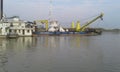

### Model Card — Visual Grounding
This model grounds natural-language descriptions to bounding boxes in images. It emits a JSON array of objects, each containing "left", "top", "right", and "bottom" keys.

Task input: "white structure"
[
  {"left": 48, "top": 21, "right": 58, "bottom": 32},
  {"left": 0, "top": 16, "right": 35, "bottom": 37},
  {"left": 48, "top": 21, "right": 65, "bottom": 32}
]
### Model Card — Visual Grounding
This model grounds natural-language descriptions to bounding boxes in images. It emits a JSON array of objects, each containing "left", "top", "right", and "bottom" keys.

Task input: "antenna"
[{"left": 49, "top": 0, "right": 53, "bottom": 22}]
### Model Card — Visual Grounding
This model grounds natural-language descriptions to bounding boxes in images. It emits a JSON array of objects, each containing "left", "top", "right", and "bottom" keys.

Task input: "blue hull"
[{"left": 33, "top": 32, "right": 89, "bottom": 36}]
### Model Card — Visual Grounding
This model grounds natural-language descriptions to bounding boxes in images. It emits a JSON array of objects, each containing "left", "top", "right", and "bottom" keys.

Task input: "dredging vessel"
[{"left": 33, "top": 13, "right": 104, "bottom": 36}]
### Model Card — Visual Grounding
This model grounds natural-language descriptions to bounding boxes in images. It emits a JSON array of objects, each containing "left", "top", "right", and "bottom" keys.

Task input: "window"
[
  {"left": 9, "top": 29, "right": 12, "bottom": 32},
  {"left": 19, "top": 30, "right": 20, "bottom": 33},
  {"left": 27, "top": 30, "right": 30, "bottom": 33},
  {"left": 14, "top": 30, "right": 17, "bottom": 33}
]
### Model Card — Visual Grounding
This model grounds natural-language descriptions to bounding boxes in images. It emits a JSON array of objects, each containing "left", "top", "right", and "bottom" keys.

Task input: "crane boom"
[{"left": 80, "top": 13, "right": 104, "bottom": 31}]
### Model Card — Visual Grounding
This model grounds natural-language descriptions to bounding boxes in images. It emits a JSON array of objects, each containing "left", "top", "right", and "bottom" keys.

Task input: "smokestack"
[{"left": 0, "top": 0, "right": 3, "bottom": 20}]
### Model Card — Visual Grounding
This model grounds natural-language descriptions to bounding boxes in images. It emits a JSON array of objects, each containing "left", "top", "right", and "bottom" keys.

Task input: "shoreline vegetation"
[{"left": 95, "top": 28, "right": 120, "bottom": 32}]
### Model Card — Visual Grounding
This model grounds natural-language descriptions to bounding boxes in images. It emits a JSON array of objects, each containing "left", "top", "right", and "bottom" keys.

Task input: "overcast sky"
[{"left": 3, "top": 0, "right": 120, "bottom": 29}]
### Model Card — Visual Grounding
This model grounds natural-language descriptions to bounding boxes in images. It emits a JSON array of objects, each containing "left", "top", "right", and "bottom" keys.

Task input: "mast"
[{"left": 0, "top": 0, "right": 3, "bottom": 20}]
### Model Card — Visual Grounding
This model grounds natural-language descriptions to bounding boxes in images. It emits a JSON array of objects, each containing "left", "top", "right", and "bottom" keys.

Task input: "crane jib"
[{"left": 80, "top": 13, "right": 104, "bottom": 32}]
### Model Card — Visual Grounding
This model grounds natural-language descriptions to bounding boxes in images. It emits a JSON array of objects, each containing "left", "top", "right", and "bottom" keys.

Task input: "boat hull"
[
  {"left": 32, "top": 31, "right": 101, "bottom": 36},
  {"left": 7, "top": 33, "right": 19, "bottom": 38}
]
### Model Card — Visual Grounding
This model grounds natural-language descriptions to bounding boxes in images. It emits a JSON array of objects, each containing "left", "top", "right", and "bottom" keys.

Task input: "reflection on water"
[
  {"left": 0, "top": 39, "right": 8, "bottom": 72},
  {"left": 0, "top": 32, "right": 120, "bottom": 72},
  {"left": 38, "top": 36, "right": 83, "bottom": 48},
  {"left": 0, "top": 37, "right": 37, "bottom": 72}
]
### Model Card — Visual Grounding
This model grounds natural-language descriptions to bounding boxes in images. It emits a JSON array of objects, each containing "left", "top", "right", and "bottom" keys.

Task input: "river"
[{"left": 0, "top": 32, "right": 120, "bottom": 72}]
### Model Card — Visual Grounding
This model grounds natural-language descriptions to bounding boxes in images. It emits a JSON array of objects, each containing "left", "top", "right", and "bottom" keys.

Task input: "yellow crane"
[
  {"left": 71, "top": 22, "right": 75, "bottom": 28},
  {"left": 35, "top": 20, "right": 49, "bottom": 31},
  {"left": 76, "top": 21, "right": 81, "bottom": 32},
  {"left": 78, "top": 13, "right": 104, "bottom": 32}
]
